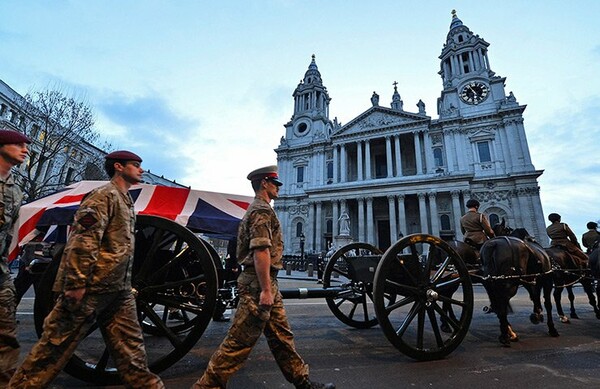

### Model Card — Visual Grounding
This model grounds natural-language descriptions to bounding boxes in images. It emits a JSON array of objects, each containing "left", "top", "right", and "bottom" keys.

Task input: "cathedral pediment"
[{"left": 336, "top": 107, "right": 426, "bottom": 136}]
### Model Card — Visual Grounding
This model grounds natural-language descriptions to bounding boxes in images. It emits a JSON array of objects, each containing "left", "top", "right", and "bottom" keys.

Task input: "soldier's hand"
[
  {"left": 64, "top": 287, "right": 86, "bottom": 304},
  {"left": 259, "top": 290, "right": 274, "bottom": 308}
]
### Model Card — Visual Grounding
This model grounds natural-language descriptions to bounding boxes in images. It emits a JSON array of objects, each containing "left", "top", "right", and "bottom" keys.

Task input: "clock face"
[{"left": 460, "top": 82, "right": 489, "bottom": 105}]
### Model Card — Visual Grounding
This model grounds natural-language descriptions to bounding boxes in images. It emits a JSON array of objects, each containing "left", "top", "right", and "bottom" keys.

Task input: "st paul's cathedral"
[{"left": 274, "top": 11, "right": 546, "bottom": 255}]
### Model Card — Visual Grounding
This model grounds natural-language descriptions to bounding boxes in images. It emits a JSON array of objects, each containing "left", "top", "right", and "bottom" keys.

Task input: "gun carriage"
[{"left": 14, "top": 182, "right": 474, "bottom": 385}]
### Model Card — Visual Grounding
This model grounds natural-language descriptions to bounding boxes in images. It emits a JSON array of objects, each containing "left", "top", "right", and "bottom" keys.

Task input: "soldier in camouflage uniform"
[
  {"left": 193, "top": 165, "right": 334, "bottom": 389},
  {"left": 9, "top": 150, "right": 164, "bottom": 389},
  {"left": 0, "top": 129, "right": 30, "bottom": 388}
]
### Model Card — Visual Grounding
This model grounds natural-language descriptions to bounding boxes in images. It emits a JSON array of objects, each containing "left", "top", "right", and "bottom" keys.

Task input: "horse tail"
[{"left": 480, "top": 239, "right": 500, "bottom": 276}]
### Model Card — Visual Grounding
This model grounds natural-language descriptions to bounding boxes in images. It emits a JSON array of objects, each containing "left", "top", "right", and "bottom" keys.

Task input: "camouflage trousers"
[
  {"left": 9, "top": 290, "right": 164, "bottom": 389},
  {"left": 193, "top": 270, "right": 309, "bottom": 389},
  {"left": 0, "top": 278, "right": 19, "bottom": 388}
]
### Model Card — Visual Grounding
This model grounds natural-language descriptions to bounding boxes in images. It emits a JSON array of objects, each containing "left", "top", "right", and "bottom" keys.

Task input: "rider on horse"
[
  {"left": 460, "top": 199, "right": 495, "bottom": 252},
  {"left": 546, "top": 213, "right": 588, "bottom": 268},
  {"left": 582, "top": 221, "right": 600, "bottom": 254}
]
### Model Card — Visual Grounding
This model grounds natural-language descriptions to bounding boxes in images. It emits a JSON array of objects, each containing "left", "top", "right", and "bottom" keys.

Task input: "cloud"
[
  {"left": 94, "top": 93, "right": 202, "bottom": 182},
  {"left": 529, "top": 97, "right": 600, "bottom": 237}
]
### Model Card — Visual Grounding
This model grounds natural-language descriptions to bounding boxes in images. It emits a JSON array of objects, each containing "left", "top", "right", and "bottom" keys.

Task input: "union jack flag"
[{"left": 9, "top": 181, "right": 253, "bottom": 261}]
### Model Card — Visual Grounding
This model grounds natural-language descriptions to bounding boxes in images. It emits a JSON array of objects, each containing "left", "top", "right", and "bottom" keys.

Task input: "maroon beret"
[
  {"left": 105, "top": 150, "right": 142, "bottom": 162},
  {"left": 0, "top": 130, "right": 31, "bottom": 145}
]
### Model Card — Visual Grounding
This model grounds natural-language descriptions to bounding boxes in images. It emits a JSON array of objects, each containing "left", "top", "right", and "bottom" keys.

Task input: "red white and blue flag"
[{"left": 9, "top": 181, "right": 253, "bottom": 260}]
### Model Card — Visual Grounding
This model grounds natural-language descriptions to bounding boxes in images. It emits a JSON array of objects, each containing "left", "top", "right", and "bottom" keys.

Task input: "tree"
[{"left": 12, "top": 89, "right": 110, "bottom": 201}]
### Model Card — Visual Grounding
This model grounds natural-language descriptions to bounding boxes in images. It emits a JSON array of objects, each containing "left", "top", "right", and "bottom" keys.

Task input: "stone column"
[
  {"left": 451, "top": 190, "right": 463, "bottom": 240},
  {"left": 366, "top": 197, "right": 374, "bottom": 244},
  {"left": 428, "top": 192, "right": 439, "bottom": 237},
  {"left": 444, "top": 129, "right": 455, "bottom": 171},
  {"left": 388, "top": 195, "right": 398, "bottom": 243},
  {"left": 315, "top": 201, "right": 323, "bottom": 252},
  {"left": 385, "top": 135, "right": 393, "bottom": 178},
  {"left": 357, "top": 197, "right": 365, "bottom": 242},
  {"left": 397, "top": 194, "right": 407, "bottom": 237},
  {"left": 418, "top": 192, "right": 428, "bottom": 233},
  {"left": 423, "top": 130, "right": 433, "bottom": 174},
  {"left": 333, "top": 146, "right": 339, "bottom": 183},
  {"left": 308, "top": 201, "right": 315, "bottom": 251},
  {"left": 332, "top": 200, "right": 339, "bottom": 237},
  {"left": 413, "top": 131, "right": 423, "bottom": 175},
  {"left": 394, "top": 135, "right": 402, "bottom": 177},
  {"left": 357, "top": 141, "right": 364, "bottom": 181},
  {"left": 365, "top": 140, "right": 372, "bottom": 180},
  {"left": 340, "top": 143, "right": 347, "bottom": 182}
]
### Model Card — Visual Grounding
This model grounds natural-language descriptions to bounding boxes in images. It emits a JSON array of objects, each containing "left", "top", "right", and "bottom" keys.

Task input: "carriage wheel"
[
  {"left": 33, "top": 215, "right": 219, "bottom": 385},
  {"left": 323, "top": 242, "right": 390, "bottom": 329},
  {"left": 373, "top": 234, "right": 473, "bottom": 361}
]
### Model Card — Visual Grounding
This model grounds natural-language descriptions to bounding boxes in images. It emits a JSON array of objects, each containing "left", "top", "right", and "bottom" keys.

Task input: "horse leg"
[
  {"left": 580, "top": 278, "right": 600, "bottom": 319},
  {"left": 524, "top": 283, "right": 544, "bottom": 324},
  {"left": 542, "top": 276, "right": 559, "bottom": 337},
  {"left": 566, "top": 285, "right": 578, "bottom": 319},
  {"left": 552, "top": 285, "right": 570, "bottom": 323}
]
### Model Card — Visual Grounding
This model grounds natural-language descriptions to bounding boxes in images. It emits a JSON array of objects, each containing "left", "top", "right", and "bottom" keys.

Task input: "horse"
[
  {"left": 479, "top": 221, "right": 559, "bottom": 346},
  {"left": 588, "top": 242, "right": 600, "bottom": 301},
  {"left": 510, "top": 228, "right": 600, "bottom": 322}
]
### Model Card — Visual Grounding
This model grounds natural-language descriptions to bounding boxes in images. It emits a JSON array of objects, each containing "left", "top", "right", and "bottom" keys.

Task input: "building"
[
  {"left": 274, "top": 11, "right": 547, "bottom": 256},
  {"left": 0, "top": 78, "right": 185, "bottom": 199}
]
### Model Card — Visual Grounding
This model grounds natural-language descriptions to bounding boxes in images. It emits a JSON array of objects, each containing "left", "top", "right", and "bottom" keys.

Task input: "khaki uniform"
[
  {"left": 0, "top": 175, "right": 22, "bottom": 387},
  {"left": 582, "top": 230, "right": 600, "bottom": 254},
  {"left": 194, "top": 197, "right": 309, "bottom": 389},
  {"left": 547, "top": 222, "right": 588, "bottom": 268},
  {"left": 460, "top": 210, "right": 494, "bottom": 246},
  {"left": 10, "top": 181, "right": 164, "bottom": 389}
]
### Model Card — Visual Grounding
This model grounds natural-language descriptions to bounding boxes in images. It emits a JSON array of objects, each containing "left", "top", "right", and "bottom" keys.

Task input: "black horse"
[
  {"left": 588, "top": 242, "right": 600, "bottom": 302},
  {"left": 510, "top": 228, "right": 600, "bottom": 322},
  {"left": 479, "top": 221, "right": 559, "bottom": 346}
]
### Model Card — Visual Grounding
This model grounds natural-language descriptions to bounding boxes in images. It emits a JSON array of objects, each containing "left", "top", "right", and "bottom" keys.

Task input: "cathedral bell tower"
[
  {"left": 437, "top": 10, "right": 509, "bottom": 118},
  {"left": 282, "top": 55, "right": 333, "bottom": 146}
]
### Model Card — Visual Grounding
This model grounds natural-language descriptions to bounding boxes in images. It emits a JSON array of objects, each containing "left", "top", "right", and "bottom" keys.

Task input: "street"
[{"left": 14, "top": 276, "right": 600, "bottom": 389}]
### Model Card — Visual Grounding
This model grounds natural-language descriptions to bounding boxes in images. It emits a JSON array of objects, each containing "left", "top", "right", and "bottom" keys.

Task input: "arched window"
[
  {"left": 489, "top": 213, "right": 500, "bottom": 227},
  {"left": 440, "top": 214, "right": 451, "bottom": 230},
  {"left": 296, "top": 222, "right": 303, "bottom": 237},
  {"left": 326, "top": 219, "right": 333, "bottom": 234},
  {"left": 433, "top": 147, "right": 444, "bottom": 167}
]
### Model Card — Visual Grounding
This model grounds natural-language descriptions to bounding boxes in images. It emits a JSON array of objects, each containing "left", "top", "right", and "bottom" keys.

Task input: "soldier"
[
  {"left": 10, "top": 151, "right": 164, "bottom": 388},
  {"left": 0, "top": 129, "right": 30, "bottom": 387},
  {"left": 546, "top": 213, "right": 588, "bottom": 267},
  {"left": 460, "top": 199, "right": 495, "bottom": 249},
  {"left": 582, "top": 221, "right": 600, "bottom": 254},
  {"left": 192, "top": 165, "right": 335, "bottom": 389}
]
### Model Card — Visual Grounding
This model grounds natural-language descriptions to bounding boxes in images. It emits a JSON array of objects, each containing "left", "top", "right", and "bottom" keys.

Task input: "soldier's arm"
[
  {"left": 254, "top": 247, "right": 273, "bottom": 307},
  {"left": 249, "top": 210, "right": 274, "bottom": 307},
  {"left": 481, "top": 215, "right": 495, "bottom": 238},
  {"left": 565, "top": 224, "right": 580, "bottom": 247},
  {"left": 61, "top": 192, "right": 110, "bottom": 290}
]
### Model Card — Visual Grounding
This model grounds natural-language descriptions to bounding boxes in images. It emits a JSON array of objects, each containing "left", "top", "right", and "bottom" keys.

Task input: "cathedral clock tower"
[
  {"left": 283, "top": 55, "right": 334, "bottom": 146},
  {"left": 437, "top": 10, "right": 510, "bottom": 119}
]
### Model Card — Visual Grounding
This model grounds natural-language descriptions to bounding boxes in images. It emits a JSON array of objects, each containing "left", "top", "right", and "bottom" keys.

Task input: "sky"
[{"left": 0, "top": 1, "right": 599, "bottom": 239}]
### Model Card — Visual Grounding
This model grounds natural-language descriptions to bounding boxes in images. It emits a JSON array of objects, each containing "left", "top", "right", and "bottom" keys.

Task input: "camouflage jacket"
[
  {"left": 0, "top": 174, "right": 23, "bottom": 282},
  {"left": 237, "top": 197, "right": 284, "bottom": 270},
  {"left": 53, "top": 181, "right": 136, "bottom": 293}
]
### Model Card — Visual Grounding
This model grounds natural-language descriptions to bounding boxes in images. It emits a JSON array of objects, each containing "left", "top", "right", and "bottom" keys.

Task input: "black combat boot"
[{"left": 295, "top": 379, "right": 336, "bottom": 389}]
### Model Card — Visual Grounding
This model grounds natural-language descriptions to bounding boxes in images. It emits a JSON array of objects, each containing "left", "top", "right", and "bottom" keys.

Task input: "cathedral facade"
[{"left": 274, "top": 12, "right": 547, "bottom": 255}]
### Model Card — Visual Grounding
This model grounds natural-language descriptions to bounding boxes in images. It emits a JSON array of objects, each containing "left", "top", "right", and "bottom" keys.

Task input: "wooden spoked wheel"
[
  {"left": 33, "top": 215, "right": 219, "bottom": 385},
  {"left": 373, "top": 234, "right": 473, "bottom": 361},
  {"left": 323, "top": 242, "right": 391, "bottom": 329}
]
